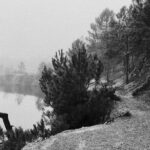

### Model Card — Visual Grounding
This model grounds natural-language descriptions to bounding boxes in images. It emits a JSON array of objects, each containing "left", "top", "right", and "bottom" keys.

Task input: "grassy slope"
[{"left": 22, "top": 88, "right": 150, "bottom": 150}]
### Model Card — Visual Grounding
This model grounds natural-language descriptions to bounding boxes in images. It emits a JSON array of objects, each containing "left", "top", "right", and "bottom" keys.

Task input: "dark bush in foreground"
[
  {"left": 0, "top": 119, "right": 50, "bottom": 150},
  {"left": 67, "top": 87, "right": 119, "bottom": 129},
  {"left": 49, "top": 86, "right": 119, "bottom": 135},
  {"left": 40, "top": 42, "right": 119, "bottom": 135}
]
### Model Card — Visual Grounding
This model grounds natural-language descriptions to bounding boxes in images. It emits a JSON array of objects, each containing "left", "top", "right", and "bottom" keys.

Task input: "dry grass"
[{"left": 23, "top": 91, "right": 150, "bottom": 150}]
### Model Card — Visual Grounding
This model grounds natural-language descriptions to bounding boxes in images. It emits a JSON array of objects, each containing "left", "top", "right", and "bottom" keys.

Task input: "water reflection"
[
  {"left": 14, "top": 94, "right": 44, "bottom": 111},
  {"left": 36, "top": 98, "right": 44, "bottom": 111},
  {"left": 15, "top": 94, "right": 24, "bottom": 105},
  {"left": 0, "top": 92, "right": 43, "bottom": 130}
]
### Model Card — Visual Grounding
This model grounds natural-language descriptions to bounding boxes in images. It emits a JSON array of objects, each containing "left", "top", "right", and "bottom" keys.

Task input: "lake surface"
[{"left": 0, "top": 91, "right": 43, "bottom": 130}]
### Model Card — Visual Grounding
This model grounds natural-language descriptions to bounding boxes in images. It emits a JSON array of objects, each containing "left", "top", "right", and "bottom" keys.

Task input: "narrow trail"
[
  {"left": 116, "top": 91, "right": 150, "bottom": 117},
  {"left": 23, "top": 91, "right": 150, "bottom": 150}
]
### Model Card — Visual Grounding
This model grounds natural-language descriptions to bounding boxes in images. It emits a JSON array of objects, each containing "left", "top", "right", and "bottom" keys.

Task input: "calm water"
[{"left": 0, "top": 91, "right": 44, "bottom": 130}]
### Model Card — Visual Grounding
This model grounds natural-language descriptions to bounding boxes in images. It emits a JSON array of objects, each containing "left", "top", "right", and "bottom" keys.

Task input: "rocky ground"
[{"left": 23, "top": 90, "right": 150, "bottom": 150}]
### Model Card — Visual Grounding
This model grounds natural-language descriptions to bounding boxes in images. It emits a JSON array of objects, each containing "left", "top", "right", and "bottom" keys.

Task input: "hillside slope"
[{"left": 22, "top": 92, "right": 150, "bottom": 150}]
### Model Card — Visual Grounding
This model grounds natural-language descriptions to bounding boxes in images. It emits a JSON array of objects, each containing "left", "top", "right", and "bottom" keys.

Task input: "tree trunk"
[
  {"left": 131, "top": 54, "right": 134, "bottom": 71},
  {"left": 125, "top": 53, "right": 129, "bottom": 84},
  {"left": 125, "top": 35, "right": 129, "bottom": 84},
  {"left": 106, "top": 68, "right": 110, "bottom": 83},
  {"left": 0, "top": 112, "right": 12, "bottom": 132}
]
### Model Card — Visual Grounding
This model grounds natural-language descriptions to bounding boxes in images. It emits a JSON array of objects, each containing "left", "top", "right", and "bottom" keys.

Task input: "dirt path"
[
  {"left": 23, "top": 92, "right": 150, "bottom": 150},
  {"left": 116, "top": 91, "right": 150, "bottom": 116}
]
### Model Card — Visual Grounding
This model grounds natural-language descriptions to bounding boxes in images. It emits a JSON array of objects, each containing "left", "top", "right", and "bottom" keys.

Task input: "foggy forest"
[{"left": 0, "top": 0, "right": 150, "bottom": 149}]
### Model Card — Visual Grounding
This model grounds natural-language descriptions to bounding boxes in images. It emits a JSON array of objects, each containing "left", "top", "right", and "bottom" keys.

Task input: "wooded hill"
[{"left": 87, "top": 0, "right": 150, "bottom": 85}]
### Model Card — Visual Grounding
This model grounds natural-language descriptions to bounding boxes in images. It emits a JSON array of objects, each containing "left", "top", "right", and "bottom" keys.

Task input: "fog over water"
[
  {"left": 0, "top": 92, "right": 43, "bottom": 130},
  {"left": 0, "top": 0, "right": 131, "bottom": 72}
]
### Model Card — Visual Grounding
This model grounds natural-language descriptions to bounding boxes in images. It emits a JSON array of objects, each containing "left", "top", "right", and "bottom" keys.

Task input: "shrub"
[
  {"left": 1, "top": 119, "right": 50, "bottom": 150},
  {"left": 40, "top": 43, "right": 119, "bottom": 134},
  {"left": 3, "top": 127, "right": 26, "bottom": 150}
]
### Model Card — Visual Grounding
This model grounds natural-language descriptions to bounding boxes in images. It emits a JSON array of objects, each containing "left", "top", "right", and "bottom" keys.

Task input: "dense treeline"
[
  {"left": 0, "top": 73, "right": 41, "bottom": 97},
  {"left": 0, "top": 71, "right": 44, "bottom": 98},
  {"left": 0, "top": 61, "right": 48, "bottom": 97},
  {"left": 87, "top": 0, "right": 150, "bottom": 84}
]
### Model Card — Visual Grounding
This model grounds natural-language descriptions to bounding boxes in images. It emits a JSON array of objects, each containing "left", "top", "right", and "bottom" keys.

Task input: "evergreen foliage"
[
  {"left": 87, "top": 0, "right": 150, "bottom": 84},
  {"left": 40, "top": 43, "right": 119, "bottom": 134},
  {"left": 3, "top": 0, "right": 150, "bottom": 148},
  {"left": 0, "top": 119, "right": 50, "bottom": 150}
]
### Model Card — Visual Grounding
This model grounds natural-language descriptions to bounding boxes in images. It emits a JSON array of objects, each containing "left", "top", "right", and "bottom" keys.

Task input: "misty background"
[
  {"left": 0, "top": 0, "right": 131, "bottom": 73},
  {"left": 0, "top": 0, "right": 132, "bottom": 130},
  {"left": 2, "top": 0, "right": 150, "bottom": 149}
]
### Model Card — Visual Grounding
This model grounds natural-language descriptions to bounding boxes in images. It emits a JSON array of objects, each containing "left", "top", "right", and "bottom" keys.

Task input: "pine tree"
[{"left": 39, "top": 43, "right": 105, "bottom": 130}]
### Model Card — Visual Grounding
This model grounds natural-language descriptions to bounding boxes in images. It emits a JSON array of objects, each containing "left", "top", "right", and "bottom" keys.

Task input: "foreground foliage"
[
  {"left": 0, "top": 119, "right": 50, "bottom": 150},
  {"left": 40, "top": 44, "right": 119, "bottom": 135}
]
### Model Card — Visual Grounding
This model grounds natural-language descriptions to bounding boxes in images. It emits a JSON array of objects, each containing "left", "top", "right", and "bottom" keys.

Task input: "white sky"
[{"left": 0, "top": 0, "right": 132, "bottom": 72}]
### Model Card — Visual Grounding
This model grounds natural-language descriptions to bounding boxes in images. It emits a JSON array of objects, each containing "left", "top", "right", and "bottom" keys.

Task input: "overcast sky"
[{"left": 0, "top": 0, "right": 132, "bottom": 72}]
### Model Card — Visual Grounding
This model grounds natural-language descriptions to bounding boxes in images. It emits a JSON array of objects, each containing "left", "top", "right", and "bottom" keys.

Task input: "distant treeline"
[{"left": 0, "top": 72, "right": 43, "bottom": 98}]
